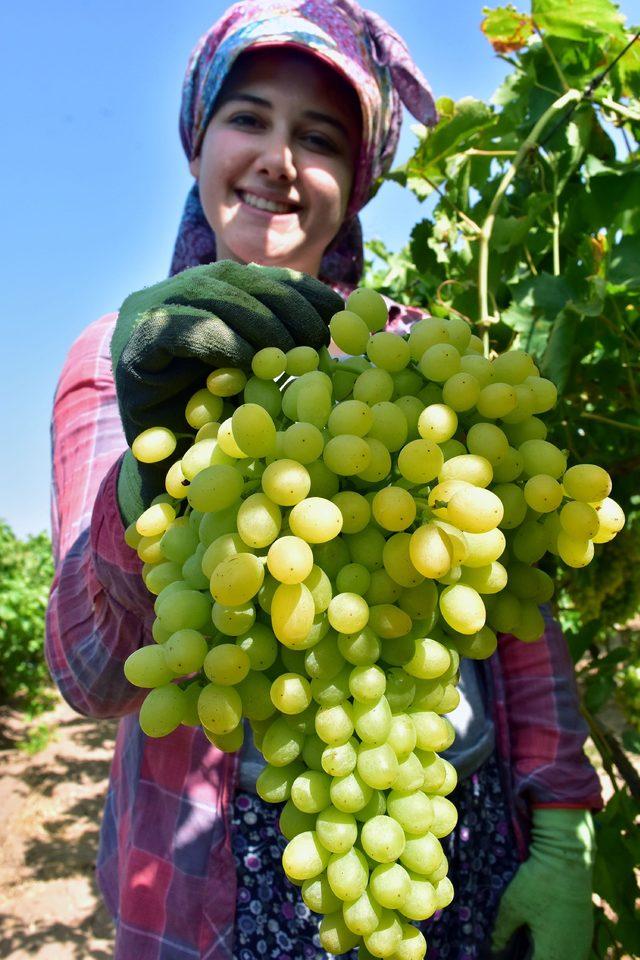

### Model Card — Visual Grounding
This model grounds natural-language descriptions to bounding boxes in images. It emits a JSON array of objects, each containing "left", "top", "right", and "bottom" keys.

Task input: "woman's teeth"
[{"left": 240, "top": 191, "right": 296, "bottom": 214}]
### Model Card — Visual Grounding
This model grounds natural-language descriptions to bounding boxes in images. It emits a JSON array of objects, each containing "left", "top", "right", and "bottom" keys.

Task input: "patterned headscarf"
[{"left": 170, "top": 0, "right": 437, "bottom": 285}]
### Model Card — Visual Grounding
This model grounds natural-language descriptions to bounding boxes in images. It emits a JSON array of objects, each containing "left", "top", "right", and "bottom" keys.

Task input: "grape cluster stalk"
[{"left": 122, "top": 288, "right": 624, "bottom": 959}]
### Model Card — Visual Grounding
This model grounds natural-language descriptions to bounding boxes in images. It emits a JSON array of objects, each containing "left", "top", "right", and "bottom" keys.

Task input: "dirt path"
[{"left": 0, "top": 696, "right": 117, "bottom": 959}]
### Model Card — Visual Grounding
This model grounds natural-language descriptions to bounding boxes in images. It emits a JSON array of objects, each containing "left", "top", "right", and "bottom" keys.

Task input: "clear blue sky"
[{"left": 1, "top": 1, "right": 513, "bottom": 538}]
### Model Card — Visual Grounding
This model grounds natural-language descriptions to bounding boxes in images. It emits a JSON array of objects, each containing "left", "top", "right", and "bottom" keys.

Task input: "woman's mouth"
[{"left": 236, "top": 189, "right": 301, "bottom": 216}]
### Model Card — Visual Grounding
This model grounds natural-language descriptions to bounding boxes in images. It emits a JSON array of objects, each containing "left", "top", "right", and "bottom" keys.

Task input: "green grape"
[
  {"left": 490, "top": 349, "right": 536, "bottom": 384},
  {"left": 270, "top": 672, "right": 312, "bottom": 714},
  {"left": 185, "top": 389, "right": 223, "bottom": 429},
  {"left": 199, "top": 504, "right": 239, "bottom": 546},
  {"left": 330, "top": 770, "right": 373, "bottom": 813},
  {"left": 419, "top": 343, "right": 461, "bottom": 383},
  {"left": 237, "top": 492, "right": 281, "bottom": 548},
  {"left": 357, "top": 742, "right": 399, "bottom": 790},
  {"left": 440, "top": 454, "right": 492, "bottom": 488},
  {"left": 132, "top": 426, "right": 177, "bottom": 464},
  {"left": 393, "top": 368, "right": 423, "bottom": 397},
  {"left": 397, "top": 439, "right": 444, "bottom": 484},
  {"left": 271, "top": 582, "right": 316, "bottom": 648},
  {"left": 290, "top": 769, "right": 331, "bottom": 814},
  {"left": 338, "top": 626, "right": 381, "bottom": 666},
  {"left": 385, "top": 675, "right": 417, "bottom": 714},
  {"left": 387, "top": 789, "right": 433, "bottom": 835},
  {"left": 367, "top": 569, "right": 403, "bottom": 605},
  {"left": 236, "top": 672, "right": 276, "bottom": 722},
  {"left": 400, "top": 832, "right": 443, "bottom": 876},
  {"left": 372, "top": 487, "right": 416, "bottom": 532},
  {"left": 430, "top": 796, "right": 458, "bottom": 838},
  {"left": 401, "top": 871, "right": 438, "bottom": 921},
  {"left": 368, "top": 604, "right": 412, "bottom": 639},
  {"left": 315, "top": 701, "right": 355, "bottom": 745},
  {"left": 144, "top": 561, "right": 183, "bottom": 596},
  {"left": 283, "top": 830, "right": 330, "bottom": 881},
  {"left": 459, "top": 353, "right": 493, "bottom": 386},
  {"left": 316, "top": 806, "right": 358, "bottom": 854},
  {"left": 256, "top": 760, "right": 304, "bottom": 803},
  {"left": 136, "top": 501, "right": 176, "bottom": 539},
  {"left": 491, "top": 447, "right": 524, "bottom": 483},
  {"left": 326, "top": 593, "right": 368, "bottom": 634},
  {"left": 282, "top": 421, "right": 324, "bottom": 464},
  {"left": 181, "top": 680, "right": 203, "bottom": 726},
  {"left": 367, "top": 401, "right": 409, "bottom": 452},
  {"left": 163, "top": 629, "right": 208, "bottom": 675},
  {"left": 357, "top": 438, "right": 393, "bottom": 483},
  {"left": 439, "top": 583, "right": 486, "bottom": 634},
  {"left": 160, "top": 519, "right": 198, "bottom": 564},
  {"left": 409, "top": 318, "right": 450, "bottom": 360},
  {"left": 302, "top": 874, "right": 342, "bottom": 915},
  {"left": 492, "top": 483, "right": 528, "bottom": 530},
  {"left": 353, "top": 696, "right": 392, "bottom": 745},
  {"left": 557, "top": 532, "right": 594, "bottom": 568},
  {"left": 519, "top": 439, "right": 567, "bottom": 479},
  {"left": 398, "top": 580, "right": 438, "bottom": 621},
  {"left": 433, "top": 876, "right": 455, "bottom": 911},
  {"left": 404, "top": 637, "right": 451, "bottom": 680},
  {"left": 512, "top": 521, "right": 548, "bottom": 564},
  {"left": 476, "top": 382, "right": 517, "bottom": 419},
  {"left": 235, "top": 623, "right": 278, "bottom": 671},
  {"left": 367, "top": 331, "right": 411, "bottom": 372},
  {"left": 267, "top": 535, "right": 314, "bottom": 584},
  {"left": 137, "top": 533, "right": 166, "bottom": 565},
  {"left": 513, "top": 600, "right": 546, "bottom": 642},
  {"left": 447, "top": 486, "right": 504, "bottom": 533},
  {"left": 242, "top": 376, "right": 282, "bottom": 420},
  {"left": 327, "top": 847, "right": 369, "bottom": 900},
  {"left": 394, "top": 396, "right": 424, "bottom": 441},
  {"left": 330, "top": 309, "right": 371, "bottom": 354},
  {"left": 466, "top": 422, "right": 509, "bottom": 465},
  {"left": 322, "top": 739, "right": 359, "bottom": 777},
  {"left": 501, "top": 382, "right": 536, "bottom": 424},
  {"left": 442, "top": 372, "right": 480, "bottom": 412},
  {"left": 331, "top": 491, "right": 371, "bottom": 534},
  {"left": 251, "top": 346, "right": 287, "bottom": 380},
  {"left": 323, "top": 434, "right": 371, "bottom": 475},
  {"left": 345, "top": 527, "right": 386, "bottom": 572},
  {"left": 381, "top": 533, "right": 423, "bottom": 588},
  {"left": 346, "top": 287, "right": 389, "bottom": 332},
  {"left": 286, "top": 346, "right": 319, "bottom": 377},
  {"left": 278, "top": 799, "right": 317, "bottom": 842},
  {"left": 139, "top": 684, "right": 186, "bottom": 737},
  {"left": 319, "top": 911, "right": 361, "bottom": 955},
  {"left": 417, "top": 403, "right": 458, "bottom": 443},
  {"left": 336, "top": 563, "right": 371, "bottom": 595},
  {"left": 343, "top": 889, "right": 383, "bottom": 936},
  {"left": 363, "top": 910, "right": 403, "bottom": 958},
  {"left": 411, "top": 711, "right": 455, "bottom": 752},
  {"left": 211, "top": 600, "right": 256, "bottom": 637},
  {"left": 206, "top": 367, "right": 246, "bottom": 397},
  {"left": 329, "top": 399, "right": 374, "bottom": 438},
  {"left": 592, "top": 497, "right": 625, "bottom": 542},
  {"left": 524, "top": 474, "right": 563, "bottom": 512},
  {"left": 187, "top": 463, "right": 244, "bottom": 512},
  {"left": 289, "top": 497, "right": 343, "bottom": 543},
  {"left": 353, "top": 367, "right": 395, "bottom": 404},
  {"left": 124, "top": 644, "right": 175, "bottom": 688},
  {"left": 393, "top": 753, "right": 426, "bottom": 792},
  {"left": 156, "top": 589, "right": 211, "bottom": 633},
  {"left": 209, "top": 552, "right": 265, "bottom": 605},
  {"left": 369, "top": 863, "right": 411, "bottom": 911},
  {"left": 306, "top": 460, "right": 340, "bottom": 498},
  {"left": 197, "top": 682, "right": 242, "bottom": 734},
  {"left": 201, "top": 532, "right": 247, "bottom": 578},
  {"left": 563, "top": 463, "right": 612, "bottom": 503},
  {"left": 408, "top": 524, "right": 451, "bottom": 580}
]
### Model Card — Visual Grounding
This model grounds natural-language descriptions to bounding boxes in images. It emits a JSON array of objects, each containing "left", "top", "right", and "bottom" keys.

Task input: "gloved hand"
[
  {"left": 111, "top": 260, "right": 343, "bottom": 525},
  {"left": 491, "top": 808, "right": 596, "bottom": 960}
]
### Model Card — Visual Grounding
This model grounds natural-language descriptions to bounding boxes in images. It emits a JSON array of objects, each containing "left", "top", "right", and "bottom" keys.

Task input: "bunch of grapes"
[{"left": 122, "top": 287, "right": 624, "bottom": 959}]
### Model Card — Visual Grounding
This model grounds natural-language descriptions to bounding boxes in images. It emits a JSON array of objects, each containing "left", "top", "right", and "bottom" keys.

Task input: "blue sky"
[{"left": 1, "top": 0, "right": 515, "bottom": 538}]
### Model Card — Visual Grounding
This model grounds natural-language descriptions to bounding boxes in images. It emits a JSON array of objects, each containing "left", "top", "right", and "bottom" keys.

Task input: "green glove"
[
  {"left": 111, "top": 260, "right": 343, "bottom": 525},
  {"left": 491, "top": 808, "right": 596, "bottom": 960}
]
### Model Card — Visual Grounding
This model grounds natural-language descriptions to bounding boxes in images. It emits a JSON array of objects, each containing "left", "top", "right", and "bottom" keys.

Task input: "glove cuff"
[
  {"left": 116, "top": 450, "right": 146, "bottom": 528},
  {"left": 531, "top": 807, "right": 596, "bottom": 871}
]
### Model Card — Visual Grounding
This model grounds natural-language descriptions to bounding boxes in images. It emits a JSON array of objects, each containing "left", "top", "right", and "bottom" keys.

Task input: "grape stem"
[
  {"left": 579, "top": 412, "right": 640, "bottom": 434},
  {"left": 477, "top": 88, "right": 582, "bottom": 356}
]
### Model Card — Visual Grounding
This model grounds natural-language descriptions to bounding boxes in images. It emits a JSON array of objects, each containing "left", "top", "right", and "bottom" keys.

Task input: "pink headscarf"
[{"left": 170, "top": 0, "right": 437, "bottom": 285}]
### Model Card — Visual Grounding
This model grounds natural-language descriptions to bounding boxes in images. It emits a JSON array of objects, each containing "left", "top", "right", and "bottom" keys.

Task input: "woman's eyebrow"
[{"left": 224, "top": 93, "right": 349, "bottom": 138}]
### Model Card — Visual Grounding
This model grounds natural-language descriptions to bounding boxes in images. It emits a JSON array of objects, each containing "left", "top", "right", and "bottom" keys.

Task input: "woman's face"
[{"left": 190, "top": 48, "right": 361, "bottom": 277}]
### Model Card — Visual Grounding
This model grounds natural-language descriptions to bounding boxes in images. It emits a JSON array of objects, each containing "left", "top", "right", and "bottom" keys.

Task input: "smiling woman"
[{"left": 191, "top": 48, "right": 362, "bottom": 276}]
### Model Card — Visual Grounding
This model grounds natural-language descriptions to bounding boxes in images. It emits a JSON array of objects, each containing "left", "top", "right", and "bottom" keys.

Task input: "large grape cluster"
[{"left": 122, "top": 288, "right": 624, "bottom": 959}]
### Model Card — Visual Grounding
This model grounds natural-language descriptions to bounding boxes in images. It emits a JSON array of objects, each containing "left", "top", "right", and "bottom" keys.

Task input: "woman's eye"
[
  {"left": 304, "top": 132, "right": 337, "bottom": 152},
  {"left": 229, "top": 113, "right": 262, "bottom": 128}
]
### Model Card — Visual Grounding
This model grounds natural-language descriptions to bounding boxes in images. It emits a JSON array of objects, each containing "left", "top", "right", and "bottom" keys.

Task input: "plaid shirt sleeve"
[
  {"left": 46, "top": 313, "right": 154, "bottom": 719},
  {"left": 496, "top": 612, "right": 603, "bottom": 811}
]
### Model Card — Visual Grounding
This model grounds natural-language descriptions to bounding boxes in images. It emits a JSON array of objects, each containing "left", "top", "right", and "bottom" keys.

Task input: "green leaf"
[
  {"left": 622, "top": 728, "right": 640, "bottom": 754},
  {"left": 481, "top": 5, "right": 534, "bottom": 52},
  {"left": 541, "top": 309, "right": 581, "bottom": 392},
  {"left": 491, "top": 215, "right": 531, "bottom": 252},
  {"left": 533, "top": 0, "right": 626, "bottom": 42},
  {"left": 607, "top": 235, "right": 640, "bottom": 292}
]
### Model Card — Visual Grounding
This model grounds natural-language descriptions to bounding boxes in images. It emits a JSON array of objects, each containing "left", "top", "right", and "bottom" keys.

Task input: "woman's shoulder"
[{"left": 57, "top": 312, "right": 119, "bottom": 394}]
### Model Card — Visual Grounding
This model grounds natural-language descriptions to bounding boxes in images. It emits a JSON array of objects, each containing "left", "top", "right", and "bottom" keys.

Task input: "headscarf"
[{"left": 170, "top": 0, "right": 438, "bottom": 285}]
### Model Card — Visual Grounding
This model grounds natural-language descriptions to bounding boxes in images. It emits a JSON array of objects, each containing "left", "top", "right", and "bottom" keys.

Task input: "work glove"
[
  {"left": 491, "top": 808, "right": 596, "bottom": 960},
  {"left": 111, "top": 260, "right": 343, "bottom": 525}
]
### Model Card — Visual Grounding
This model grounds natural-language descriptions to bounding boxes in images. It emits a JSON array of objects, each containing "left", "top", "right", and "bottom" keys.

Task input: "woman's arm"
[
  {"left": 496, "top": 609, "right": 603, "bottom": 812},
  {"left": 45, "top": 313, "right": 154, "bottom": 719}
]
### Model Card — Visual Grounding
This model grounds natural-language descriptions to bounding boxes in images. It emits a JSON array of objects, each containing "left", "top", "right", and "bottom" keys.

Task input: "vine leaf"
[
  {"left": 481, "top": 5, "right": 534, "bottom": 52},
  {"left": 532, "top": 0, "right": 627, "bottom": 42}
]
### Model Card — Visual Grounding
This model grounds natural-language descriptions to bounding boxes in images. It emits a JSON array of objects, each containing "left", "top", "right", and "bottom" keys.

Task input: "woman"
[{"left": 46, "top": 2, "right": 600, "bottom": 958}]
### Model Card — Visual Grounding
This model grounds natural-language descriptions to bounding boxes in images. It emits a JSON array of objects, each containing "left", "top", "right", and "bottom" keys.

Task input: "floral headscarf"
[{"left": 170, "top": 0, "right": 437, "bottom": 285}]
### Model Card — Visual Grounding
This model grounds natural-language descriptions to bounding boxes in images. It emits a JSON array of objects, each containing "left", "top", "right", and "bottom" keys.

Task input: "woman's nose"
[{"left": 256, "top": 134, "right": 297, "bottom": 181}]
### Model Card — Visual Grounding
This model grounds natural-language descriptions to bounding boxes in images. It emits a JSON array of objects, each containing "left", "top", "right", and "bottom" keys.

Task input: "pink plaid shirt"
[{"left": 46, "top": 307, "right": 601, "bottom": 960}]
